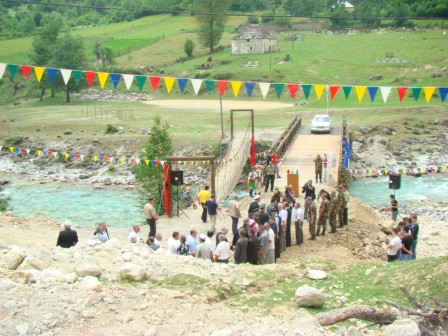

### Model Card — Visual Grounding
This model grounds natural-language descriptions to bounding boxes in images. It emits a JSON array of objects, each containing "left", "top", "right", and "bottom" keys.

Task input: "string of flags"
[
  {"left": 349, "top": 165, "right": 448, "bottom": 176},
  {"left": 1, "top": 63, "right": 447, "bottom": 102},
  {"left": 0, "top": 145, "right": 268, "bottom": 167}
]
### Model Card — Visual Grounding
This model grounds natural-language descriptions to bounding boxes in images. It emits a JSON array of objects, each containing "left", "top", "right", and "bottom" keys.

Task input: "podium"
[{"left": 286, "top": 172, "right": 299, "bottom": 196}]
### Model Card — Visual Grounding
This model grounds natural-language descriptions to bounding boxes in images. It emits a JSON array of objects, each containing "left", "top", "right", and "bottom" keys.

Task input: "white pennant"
[
  {"left": 190, "top": 79, "right": 202, "bottom": 95},
  {"left": 122, "top": 74, "right": 134, "bottom": 91},
  {"left": 80, "top": 155, "right": 84, "bottom": 161},
  {"left": 0, "top": 146, "right": 3, "bottom": 151},
  {"left": 53, "top": 152, "right": 58, "bottom": 158},
  {"left": 60, "top": 69, "right": 72, "bottom": 85},
  {"left": 26, "top": 149, "right": 31, "bottom": 154},
  {"left": 0, "top": 63, "right": 6, "bottom": 79},
  {"left": 259, "top": 82, "right": 270, "bottom": 98},
  {"left": 380, "top": 86, "right": 391, "bottom": 103},
  {"left": 160, "top": 160, "right": 165, "bottom": 166},
  {"left": 136, "top": 158, "right": 141, "bottom": 165}
]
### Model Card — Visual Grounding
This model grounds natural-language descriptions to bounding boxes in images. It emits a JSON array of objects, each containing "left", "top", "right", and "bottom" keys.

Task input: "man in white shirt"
[
  {"left": 167, "top": 231, "right": 181, "bottom": 254},
  {"left": 294, "top": 203, "right": 304, "bottom": 245},
  {"left": 266, "top": 220, "right": 275, "bottom": 264},
  {"left": 128, "top": 224, "right": 143, "bottom": 244},
  {"left": 214, "top": 233, "right": 230, "bottom": 263},
  {"left": 278, "top": 203, "right": 288, "bottom": 252},
  {"left": 387, "top": 227, "right": 401, "bottom": 262}
]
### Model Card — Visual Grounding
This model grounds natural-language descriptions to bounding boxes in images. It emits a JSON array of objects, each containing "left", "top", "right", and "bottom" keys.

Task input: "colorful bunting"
[
  {"left": 60, "top": 69, "right": 72, "bottom": 85},
  {"left": 411, "top": 87, "right": 422, "bottom": 101},
  {"left": 47, "top": 68, "right": 58, "bottom": 84},
  {"left": 423, "top": 87, "right": 435, "bottom": 103},
  {"left": 122, "top": 74, "right": 134, "bottom": 90},
  {"left": 136, "top": 75, "right": 147, "bottom": 92},
  {"left": 380, "top": 86, "right": 391, "bottom": 103},
  {"left": 97, "top": 72, "right": 109, "bottom": 89},
  {"left": 440, "top": 88, "right": 448, "bottom": 103},
  {"left": 245, "top": 82, "right": 256, "bottom": 97},
  {"left": 301, "top": 84, "right": 312, "bottom": 100},
  {"left": 259, "top": 82, "right": 270, "bottom": 98},
  {"left": 22, "top": 65, "right": 32, "bottom": 79},
  {"left": 164, "top": 77, "right": 175, "bottom": 93},
  {"left": 367, "top": 86, "right": 379, "bottom": 102},
  {"left": 8, "top": 64, "right": 19, "bottom": 80},
  {"left": 205, "top": 80, "right": 215, "bottom": 94},
  {"left": 355, "top": 86, "right": 366, "bottom": 102},
  {"left": 329, "top": 85, "right": 340, "bottom": 100},
  {"left": 314, "top": 85, "right": 326, "bottom": 101},
  {"left": 397, "top": 87, "right": 408, "bottom": 102},
  {"left": 342, "top": 86, "right": 352, "bottom": 99},
  {"left": 273, "top": 83, "right": 285, "bottom": 99},
  {"left": 217, "top": 80, "right": 228, "bottom": 96},
  {"left": 177, "top": 78, "right": 188, "bottom": 94},
  {"left": 34, "top": 67, "right": 45, "bottom": 82},
  {"left": 110, "top": 73, "right": 121, "bottom": 89},
  {"left": 191, "top": 79, "right": 202, "bottom": 95},
  {"left": 231, "top": 81, "right": 242, "bottom": 97},
  {"left": 288, "top": 84, "right": 299, "bottom": 100}
]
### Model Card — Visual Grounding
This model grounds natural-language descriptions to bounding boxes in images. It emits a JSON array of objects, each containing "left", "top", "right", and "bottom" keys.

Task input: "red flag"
[
  {"left": 397, "top": 87, "right": 408, "bottom": 102},
  {"left": 250, "top": 135, "right": 256, "bottom": 166}
]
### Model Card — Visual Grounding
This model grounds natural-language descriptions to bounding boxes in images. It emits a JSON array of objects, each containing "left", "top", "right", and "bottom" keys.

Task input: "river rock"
[
  {"left": 79, "top": 276, "right": 103, "bottom": 292},
  {"left": 308, "top": 270, "right": 327, "bottom": 280},
  {"left": 120, "top": 263, "right": 146, "bottom": 281},
  {"left": 63, "top": 129, "right": 73, "bottom": 135},
  {"left": 75, "top": 262, "right": 102, "bottom": 277},
  {"left": 384, "top": 318, "right": 421, "bottom": 336},
  {"left": 1, "top": 245, "right": 26, "bottom": 270},
  {"left": 295, "top": 285, "right": 325, "bottom": 307}
]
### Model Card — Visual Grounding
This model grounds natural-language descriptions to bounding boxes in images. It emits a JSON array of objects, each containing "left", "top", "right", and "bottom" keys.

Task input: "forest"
[{"left": 1, "top": 0, "right": 447, "bottom": 39}]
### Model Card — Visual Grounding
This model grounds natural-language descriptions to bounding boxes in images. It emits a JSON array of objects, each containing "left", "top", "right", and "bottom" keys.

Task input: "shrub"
[
  {"left": 105, "top": 124, "right": 119, "bottom": 134},
  {"left": 215, "top": 72, "right": 233, "bottom": 80},
  {"left": 4, "top": 136, "right": 24, "bottom": 146}
]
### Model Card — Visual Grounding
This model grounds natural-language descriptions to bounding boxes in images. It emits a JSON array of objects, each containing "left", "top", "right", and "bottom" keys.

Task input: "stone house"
[{"left": 231, "top": 25, "right": 276, "bottom": 55}]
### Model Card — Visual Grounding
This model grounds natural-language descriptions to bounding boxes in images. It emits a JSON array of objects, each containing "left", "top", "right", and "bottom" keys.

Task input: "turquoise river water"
[{"left": 1, "top": 174, "right": 447, "bottom": 227}]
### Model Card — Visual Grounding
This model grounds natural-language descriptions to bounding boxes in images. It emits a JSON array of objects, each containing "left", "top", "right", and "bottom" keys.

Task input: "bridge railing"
[{"left": 270, "top": 115, "right": 302, "bottom": 159}]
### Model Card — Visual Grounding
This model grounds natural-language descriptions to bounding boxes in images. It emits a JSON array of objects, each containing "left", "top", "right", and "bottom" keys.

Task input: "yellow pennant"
[
  {"left": 9, "top": 147, "right": 14, "bottom": 152},
  {"left": 93, "top": 156, "right": 98, "bottom": 162},
  {"left": 442, "top": 166, "right": 446, "bottom": 172},
  {"left": 164, "top": 77, "right": 175, "bottom": 93},
  {"left": 402, "top": 168, "right": 406, "bottom": 174},
  {"left": 37, "top": 150, "right": 42, "bottom": 156},
  {"left": 65, "top": 153, "right": 69, "bottom": 159},
  {"left": 423, "top": 87, "right": 435, "bottom": 103},
  {"left": 231, "top": 81, "right": 242, "bottom": 97},
  {"left": 145, "top": 160, "right": 149, "bottom": 166},
  {"left": 97, "top": 72, "right": 109, "bottom": 89},
  {"left": 34, "top": 67, "right": 45, "bottom": 82},
  {"left": 314, "top": 85, "right": 326, "bottom": 101},
  {"left": 119, "top": 158, "right": 125, "bottom": 164},
  {"left": 355, "top": 86, "right": 367, "bottom": 102}
]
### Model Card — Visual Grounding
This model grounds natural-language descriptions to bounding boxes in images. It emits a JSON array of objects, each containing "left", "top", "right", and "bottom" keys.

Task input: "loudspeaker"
[
  {"left": 170, "top": 170, "right": 184, "bottom": 186},
  {"left": 389, "top": 174, "right": 401, "bottom": 190}
]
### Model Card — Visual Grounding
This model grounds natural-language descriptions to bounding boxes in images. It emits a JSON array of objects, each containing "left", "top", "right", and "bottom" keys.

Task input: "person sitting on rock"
[
  {"left": 167, "top": 231, "right": 181, "bottom": 254},
  {"left": 147, "top": 237, "right": 161, "bottom": 251},
  {"left": 128, "top": 224, "right": 144, "bottom": 244},
  {"left": 57, "top": 222, "right": 79, "bottom": 248},
  {"left": 195, "top": 234, "right": 211, "bottom": 260},
  {"left": 90, "top": 226, "right": 108, "bottom": 243},
  {"left": 177, "top": 235, "right": 189, "bottom": 256}
]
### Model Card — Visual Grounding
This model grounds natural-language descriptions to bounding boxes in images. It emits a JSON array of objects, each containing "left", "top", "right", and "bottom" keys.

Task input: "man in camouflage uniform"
[
  {"left": 329, "top": 190, "right": 339, "bottom": 233},
  {"left": 337, "top": 185, "right": 347, "bottom": 228},
  {"left": 314, "top": 154, "right": 323, "bottom": 183},
  {"left": 307, "top": 197, "right": 317, "bottom": 241},
  {"left": 316, "top": 193, "right": 330, "bottom": 236}
]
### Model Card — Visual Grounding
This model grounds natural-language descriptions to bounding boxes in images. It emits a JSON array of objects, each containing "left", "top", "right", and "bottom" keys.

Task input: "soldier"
[
  {"left": 307, "top": 197, "right": 317, "bottom": 241},
  {"left": 337, "top": 185, "right": 347, "bottom": 228},
  {"left": 313, "top": 154, "right": 323, "bottom": 183},
  {"left": 329, "top": 190, "right": 339, "bottom": 234},
  {"left": 316, "top": 193, "right": 330, "bottom": 236}
]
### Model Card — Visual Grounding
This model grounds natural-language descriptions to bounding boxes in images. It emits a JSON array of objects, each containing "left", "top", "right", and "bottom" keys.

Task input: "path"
[{"left": 277, "top": 125, "right": 342, "bottom": 192}]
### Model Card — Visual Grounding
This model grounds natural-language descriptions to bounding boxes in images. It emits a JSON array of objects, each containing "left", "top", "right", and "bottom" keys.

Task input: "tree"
[
  {"left": 184, "top": 38, "right": 195, "bottom": 57},
  {"left": 134, "top": 115, "right": 173, "bottom": 215},
  {"left": 193, "top": 0, "right": 231, "bottom": 53},
  {"left": 93, "top": 40, "right": 114, "bottom": 70}
]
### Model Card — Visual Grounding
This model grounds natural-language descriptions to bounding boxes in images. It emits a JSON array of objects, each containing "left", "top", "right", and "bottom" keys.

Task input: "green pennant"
[
  {"left": 342, "top": 86, "right": 352, "bottom": 99},
  {"left": 273, "top": 83, "right": 285, "bottom": 99},
  {"left": 411, "top": 87, "right": 422, "bottom": 101},
  {"left": 301, "top": 84, "right": 312, "bottom": 100},
  {"left": 73, "top": 70, "right": 83, "bottom": 85},
  {"left": 7, "top": 64, "right": 19, "bottom": 80},
  {"left": 136, "top": 75, "right": 147, "bottom": 92},
  {"left": 205, "top": 79, "right": 215, "bottom": 94}
]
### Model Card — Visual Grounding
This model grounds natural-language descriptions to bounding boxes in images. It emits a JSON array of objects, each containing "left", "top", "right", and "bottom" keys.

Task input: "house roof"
[{"left": 233, "top": 25, "right": 276, "bottom": 40}]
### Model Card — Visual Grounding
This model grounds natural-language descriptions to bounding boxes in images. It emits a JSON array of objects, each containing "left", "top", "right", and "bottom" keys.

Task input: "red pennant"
[
  {"left": 288, "top": 84, "right": 299, "bottom": 100},
  {"left": 75, "top": 153, "right": 80, "bottom": 160},
  {"left": 104, "top": 156, "right": 109, "bottom": 162},
  {"left": 155, "top": 160, "right": 160, "bottom": 167},
  {"left": 20, "top": 148, "right": 25, "bottom": 153},
  {"left": 47, "top": 151, "right": 53, "bottom": 157},
  {"left": 397, "top": 87, "right": 408, "bottom": 102},
  {"left": 329, "top": 85, "right": 340, "bottom": 100},
  {"left": 217, "top": 80, "right": 228, "bottom": 96},
  {"left": 22, "top": 65, "right": 32, "bottom": 79},
  {"left": 85, "top": 71, "right": 96, "bottom": 87},
  {"left": 130, "top": 159, "right": 135, "bottom": 165},
  {"left": 150, "top": 77, "right": 161, "bottom": 92}
]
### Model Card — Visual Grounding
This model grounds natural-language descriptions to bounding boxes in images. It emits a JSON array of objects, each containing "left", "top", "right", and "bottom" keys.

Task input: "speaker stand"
[{"left": 175, "top": 185, "right": 189, "bottom": 219}]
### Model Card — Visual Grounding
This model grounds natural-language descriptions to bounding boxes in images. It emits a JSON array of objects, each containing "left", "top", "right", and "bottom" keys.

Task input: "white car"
[{"left": 310, "top": 114, "right": 331, "bottom": 133}]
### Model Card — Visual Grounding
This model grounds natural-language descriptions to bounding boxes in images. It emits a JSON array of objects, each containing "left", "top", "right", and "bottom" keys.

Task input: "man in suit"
[{"left": 57, "top": 222, "right": 79, "bottom": 248}]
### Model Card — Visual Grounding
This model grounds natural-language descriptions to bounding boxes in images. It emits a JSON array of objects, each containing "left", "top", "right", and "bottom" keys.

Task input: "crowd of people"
[{"left": 386, "top": 214, "right": 420, "bottom": 262}]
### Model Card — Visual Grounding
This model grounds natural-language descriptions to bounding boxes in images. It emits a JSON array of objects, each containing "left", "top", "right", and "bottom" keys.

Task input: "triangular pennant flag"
[
  {"left": 46, "top": 68, "right": 58, "bottom": 84},
  {"left": 329, "top": 85, "right": 340, "bottom": 100},
  {"left": 367, "top": 86, "right": 379, "bottom": 102},
  {"left": 314, "top": 85, "right": 326, "bottom": 101},
  {"left": 342, "top": 86, "right": 352, "bottom": 99},
  {"left": 273, "top": 83, "right": 285, "bottom": 99},
  {"left": 97, "top": 72, "right": 109, "bottom": 89},
  {"left": 259, "top": 82, "right": 270, "bottom": 98},
  {"left": 354, "top": 86, "right": 367, "bottom": 102},
  {"left": 164, "top": 77, "right": 175, "bottom": 93},
  {"left": 145, "top": 160, "right": 149, "bottom": 166},
  {"left": 0, "top": 63, "right": 6, "bottom": 79},
  {"left": 7, "top": 64, "right": 19, "bottom": 80},
  {"left": 301, "top": 84, "right": 312, "bottom": 99},
  {"left": 22, "top": 65, "right": 32, "bottom": 79},
  {"left": 423, "top": 87, "right": 435, "bottom": 103},
  {"left": 149, "top": 76, "right": 161, "bottom": 92},
  {"left": 380, "top": 86, "right": 391, "bottom": 103},
  {"left": 37, "top": 150, "right": 42, "bottom": 156},
  {"left": 217, "top": 80, "right": 228, "bottom": 96},
  {"left": 288, "top": 84, "right": 299, "bottom": 100},
  {"left": 65, "top": 153, "right": 70, "bottom": 159},
  {"left": 60, "top": 69, "right": 72, "bottom": 85},
  {"left": 230, "top": 81, "right": 242, "bottom": 97},
  {"left": 135, "top": 75, "right": 147, "bottom": 92},
  {"left": 245, "top": 82, "right": 256, "bottom": 97},
  {"left": 177, "top": 78, "right": 188, "bottom": 94},
  {"left": 73, "top": 70, "right": 83, "bottom": 85},
  {"left": 205, "top": 79, "right": 215, "bottom": 94},
  {"left": 34, "top": 67, "right": 45, "bottom": 82},
  {"left": 439, "top": 88, "right": 448, "bottom": 103},
  {"left": 85, "top": 71, "right": 96, "bottom": 87},
  {"left": 191, "top": 79, "right": 202, "bottom": 95},
  {"left": 397, "top": 87, "right": 408, "bottom": 102},
  {"left": 122, "top": 74, "right": 134, "bottom": 90},
  {"left": 411, "top": 87, "right": 422, "bottom": 101},
  {"left": 110, "top": 73, "right": 121, "bottom": 89},
  {"left": 26, "top": 149, "right": 31, "bottom": 154}
]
